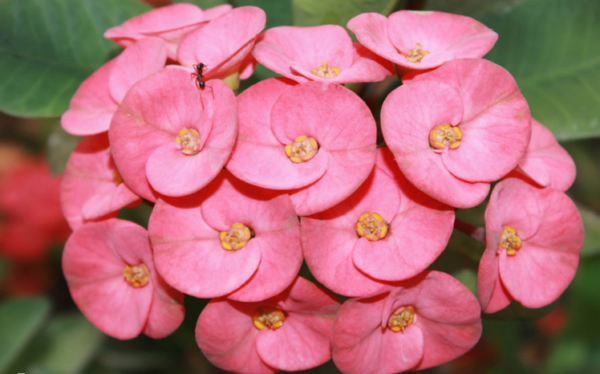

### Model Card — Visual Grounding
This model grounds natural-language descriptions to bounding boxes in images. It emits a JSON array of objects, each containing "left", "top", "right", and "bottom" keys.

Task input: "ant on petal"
[{"left": 191, "top": 63, "right": 206, "bottom": 89}]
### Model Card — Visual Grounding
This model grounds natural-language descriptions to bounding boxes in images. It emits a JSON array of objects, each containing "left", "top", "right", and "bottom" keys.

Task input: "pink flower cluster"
[{"left": 59, "top": 5, "right": 584, "bottom": 373}]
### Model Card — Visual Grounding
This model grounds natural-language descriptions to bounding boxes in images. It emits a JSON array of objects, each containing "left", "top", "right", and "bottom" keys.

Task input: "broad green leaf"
[
  {"left": 0, "top": 0, "right": 151, "bottom": 118},
  {"left": 426, "top": 0, "right": 523, "bottom": 17},
  {"left": 234, "top": 0, "right": 293, "bottom": 28},
  {"left": 479, "top": 0, "right": 600, "bottom": 141},
  {"left": 544, "top": 340, "right": 587, "bottom": 374},
  {"left": 0, "top": 297, "right": 51, "bottom": 372},
  {"left": 293, "top": 0, "right": 399, "bottom": 27},
  {"left": 25, "top": 313, "right": 104, "bottom": 374},
  {"left": 579, "top": 205, "right": 600, "bottom": 258},
  {"left": 173, "top": 0, "right": 230, "bottom": 7}
]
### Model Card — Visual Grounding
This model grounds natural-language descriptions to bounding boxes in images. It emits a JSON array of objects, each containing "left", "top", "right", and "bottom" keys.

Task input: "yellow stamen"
[
  {"left": 220, "top": 223, "right": 252, "bottom": 251},
  {"left": 285, "top": 136, "right": 319, "bottom": 163},
  {"left": 123, "top": 264, "right": 150, "bottom": 288},
  {"left": 401, "top": 43, "right": 430, "bottom": 63},
  {"left": 356, "top": 212, "right": 389, "bottom": 241},
  {"left": 499, "top": 226, "right": 522, "bottom": 256},
  {"left": 175, "top": 127, "right": 201, "bottom": 155},
  {"left": 388, "top": 305, "right": 415, "bottom": 332},
  {"left": 252, "top": 307, "right": 286, "bottom": 330},
  {"left": 429, "top": 124, "right": 462, "bottom": 151},
  {"left": 312, "top": 61, "right": 340, "bottom": 79}
]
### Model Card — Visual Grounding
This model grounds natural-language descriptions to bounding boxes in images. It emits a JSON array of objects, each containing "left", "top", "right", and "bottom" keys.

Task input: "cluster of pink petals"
[
  {"left": 253, "top": 25, "right": 393, "bottom": 84},
  {"left": 109, "top": 69, "right": 237, "bottom": 200},
  {"left": 478, "top": 178, "right": 584, "bottom": 313},
  {"left": 332, "top": 271, "right": 482, "bottom": 374},
  {"left": 55, "top": 4, "right": 587, "bottom": 373},
  {"left": 227, "top": 78, "right": 377, "bottom": 216},
  {"left": 382, "top": 58, "right": 531, "bottom": 208},
  {"left": 148, "top": 171, "right": 302, "bottom": 301},
  {"left": 197, "top": 276, "right": 340, "bottom": 373},
  {"left": 63, "top": 219, "right": 185, "bottom": 339},
  {"left": 348, "top": 10, "right": 498, "bottom": 72},
  {"left": 513, "top": 119, "right": 576, "bottom": 192},
  {"left": 61, "top": 133, "right": 141, "bottom": 229},
  {"left": 104, "top": 3, "right": 232, "bottom": 60},
  {"left": 302, "top": 148, "right": 454, "bottom": 296},
  {"left": 62, "top": 37, "right": 168, "bottom": 136}
]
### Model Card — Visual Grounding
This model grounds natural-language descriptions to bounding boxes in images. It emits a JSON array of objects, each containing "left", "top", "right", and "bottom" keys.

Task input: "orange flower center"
[
  {"left": 356, "top": 212, "right": 389, "bottom": 241},
  {"left": 401, "top": 43, "right": 430, "bottom": 63},
  {"left": 388, "top": 305, "right": 415, "bottom": 332},
  {"left": 175, "top": 127, "right": 201, "bottom": 155},
  {"left": 220, "top": 223, "right": 253, "bottom": 251},
  {"left": 252, "top": 307, "right": 286, "bottom": 330},
  {"left": 312, "top": 62, "right": 340, "bottom": 79},
  {"left": 123, "top": 264, "right": 150, "bottom": 288},
  {"left": 499, "top": 226, "right": 522, "bottom": 256},
  {"left": 285, "top": 136, "right": 319, "bottom": 163}
]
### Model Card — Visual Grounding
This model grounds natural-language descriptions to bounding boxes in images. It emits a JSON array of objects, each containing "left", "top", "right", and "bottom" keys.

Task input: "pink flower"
[
  {"left": 109, "top": 68, "right": 237, "bottom": 201},
  {"left": 104, "top": 3, "right": 232, "bottom": 60},
  {"left": 252, "top": 25, "right": 393, "bottom": 84},
  {"left": 61, "top": 133, "right": 141, "bottom": 230},
  {"left": 61, "top": 37, "right": 168, "bottom": 136},
  {"left": 513, "top": 118, "right": 576, "bottom": 192},
  {"left": 177, "top": 6, "right": 266, "bottom": 85},
  {"left": 196, "top": 276, "right": 340, "bottom": 373},
  {"left": 381, "top": 59, "right": 531, "bottom": 208},
  {"left": 302, "top": 148, "right": 454, "bottom": 296},
  {"left": 478, "top": 178, "right": 584, "bottom": 313},
  {"left": 62, "top": 219, "right": 185, "bottom": 339},
  {"left": 148, "top": 171, "right": 302, "bottom": 301},
  {"left": 226, "top": 78, "right": 377, "bottom": 216},
  {"left": 347, "top": 10, "right": 497, "bottom": 72},
  {"left": 332, "top": 271, "right": 482, "bottom": 374}
]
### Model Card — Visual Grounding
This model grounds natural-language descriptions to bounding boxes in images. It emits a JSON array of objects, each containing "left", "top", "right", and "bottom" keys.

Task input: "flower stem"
[{"left": 454, "top": 219, "right": 485, "bottom": 244}]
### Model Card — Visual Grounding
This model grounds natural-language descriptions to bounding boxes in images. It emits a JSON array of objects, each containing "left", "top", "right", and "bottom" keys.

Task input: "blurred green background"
[{"left": 0, "top": 0, "right": 599, "bottom": 373}]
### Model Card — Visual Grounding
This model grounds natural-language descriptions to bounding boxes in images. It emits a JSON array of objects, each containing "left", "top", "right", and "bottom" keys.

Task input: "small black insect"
[{"left": 192, "top": 62, "right": 206, "bottom": 89}]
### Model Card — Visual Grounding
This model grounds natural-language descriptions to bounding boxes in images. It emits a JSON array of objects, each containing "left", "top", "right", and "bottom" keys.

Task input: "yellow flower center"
[
  {"left": 123, "top": 264, "right": 150, "bottom": 288},
  {"left": 429, "top": 124, "right": 462, "bottom": 151},
  {"left": 356, "top": 212, "right": 389, "bottom": 241},
  {"left": 312, "top": 61, "right": 340, "bottom": 79},
  {"left": 175, "top": 127, "right": 201, "bottom": 155},
  {"left": 401, "top": 43, "right": 430, "bottom": 63},
  {"left": 220, "top": 223, "right": 252, "bottom": 251},
  {"left": 499, "top": 226, "right": 522, "bottom": 256},
  {"left": 388, "top": 305, "right": 415, "bottom": 332},
  {"left": 252, "top": 307, "right": 286, "bottom": 330},
  {"left": 285, "top": 136, "right": 319, "bottom": 163}
]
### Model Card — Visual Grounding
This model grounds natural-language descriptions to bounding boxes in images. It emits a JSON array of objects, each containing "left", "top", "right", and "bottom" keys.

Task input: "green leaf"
[
  {"left": 426, "top": 0, "right": 523, "bottom": 17},
  {"left": 233, "top": 0, "right": 293, "bottom": 28},
  {"left": 452, "top": 268, "right": 478, "bottom": 296},
  {"left": 479, "top": 0, "right": 600, "bottom": 141},
  {"left": 0, "top": 297, "right": 51, "bottom": 372},
  {"left": 172, "top": 0, "right": 230, "bottom": 7},
  {"left": 0, "top": 0, "right": 151, "bottom": 118},
  {"left": 579, "top": 205, "right": 600, "bottom": 257},
  {"left": 27, "top": 313, "right": 104, "bottom": 374},
  {"left": 293, "top": 0, "right": 399, "bottom": 27}
]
